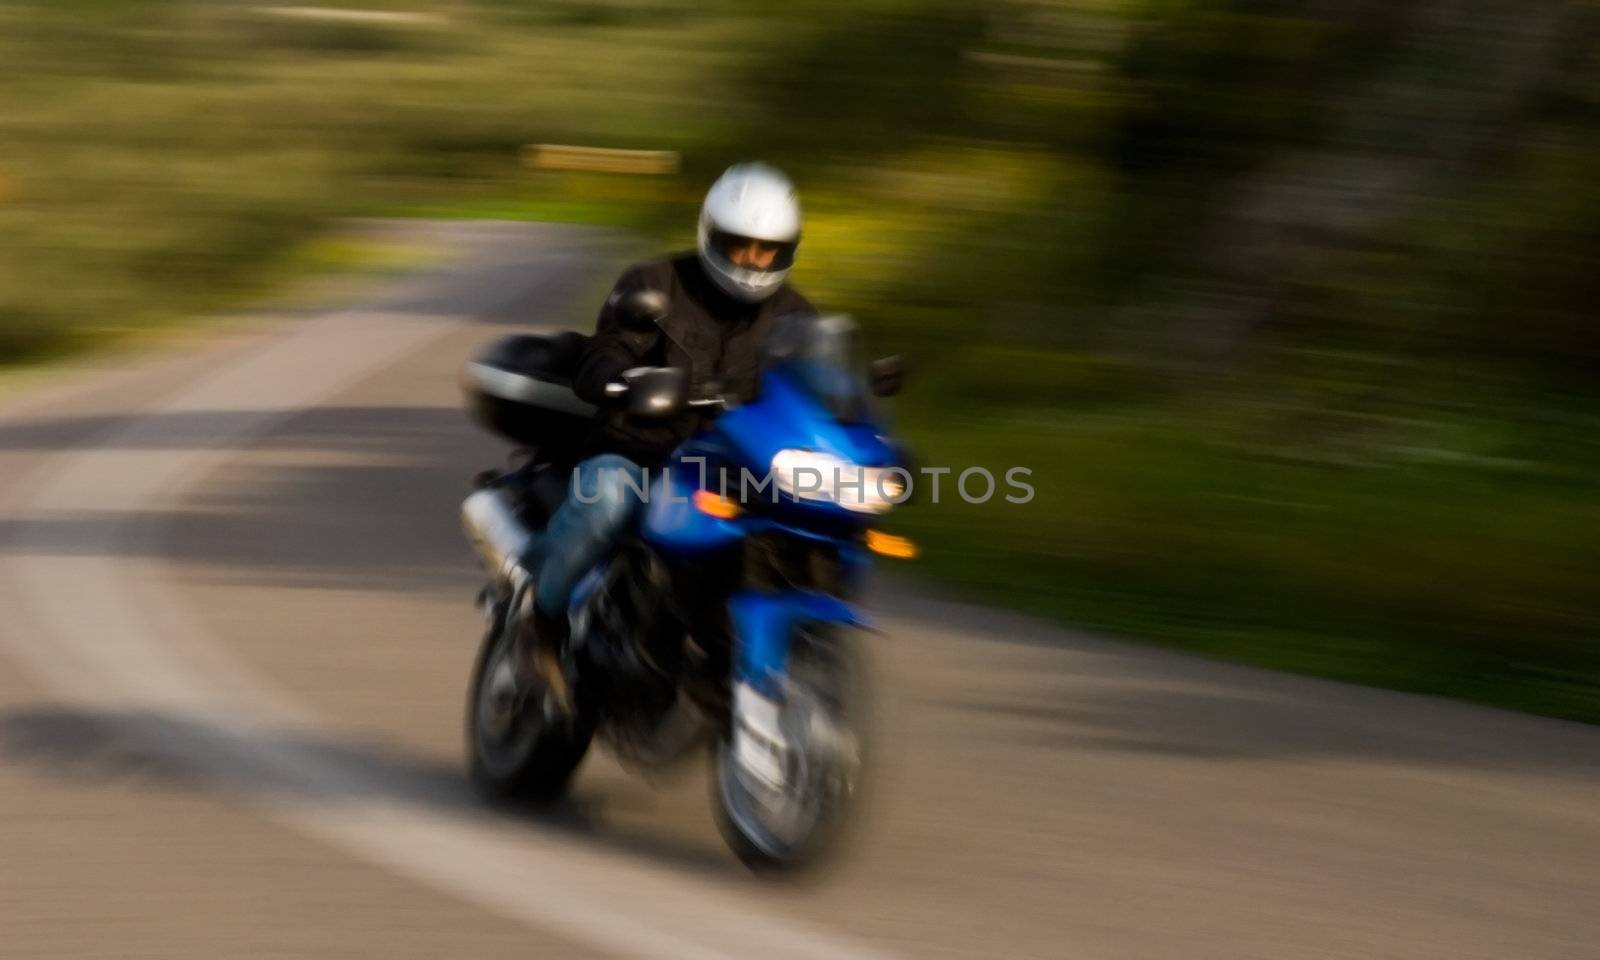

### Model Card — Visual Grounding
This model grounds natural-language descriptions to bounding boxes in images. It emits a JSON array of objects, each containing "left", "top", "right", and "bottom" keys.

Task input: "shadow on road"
[
  {"left": 0, "top": 405, "right": 498, "bottom": 593},
  {"left": 939, "top": 680, "right": 1600, "bottom": 779},
  {"left": 0, "top": 405, "right": 459, "bottom": 452},
  {"left": 0, "top": 705, "right": 734, "bottom": 878}
]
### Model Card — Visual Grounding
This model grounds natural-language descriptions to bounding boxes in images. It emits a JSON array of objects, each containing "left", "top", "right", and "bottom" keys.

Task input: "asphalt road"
[{"left": 3, "top": 220, "right": 1599, "bottom": 960}]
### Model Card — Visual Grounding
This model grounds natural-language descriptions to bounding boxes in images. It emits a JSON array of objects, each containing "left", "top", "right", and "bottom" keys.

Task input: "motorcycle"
[{"left": 457, "top": 293, "right": 911, "bottom": 871}]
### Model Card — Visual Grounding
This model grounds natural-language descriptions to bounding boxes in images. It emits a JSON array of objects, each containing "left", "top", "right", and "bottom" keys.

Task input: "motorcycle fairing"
[
  {"left": 640, "top": 457, "right": 745, "bottom": 556},
  {"left": 718, "top": 369, "right": 897, "bottom": 469},
  {"left": 728, "top": 589, "right": 874, "bottom": 697}
]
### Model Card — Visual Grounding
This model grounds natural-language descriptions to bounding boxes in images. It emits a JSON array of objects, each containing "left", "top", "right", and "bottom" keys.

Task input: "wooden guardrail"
[
  {"left": 252, "top": 6, "right": 448, "bottom": 27},
  {"left": 522, "top": 144, "right": 680, "bottom": 176}
]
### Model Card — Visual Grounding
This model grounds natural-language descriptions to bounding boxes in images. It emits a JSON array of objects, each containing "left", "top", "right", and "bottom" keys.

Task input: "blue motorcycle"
[{"left": 458, "top": 299, "right": 910, "bottom": 870}]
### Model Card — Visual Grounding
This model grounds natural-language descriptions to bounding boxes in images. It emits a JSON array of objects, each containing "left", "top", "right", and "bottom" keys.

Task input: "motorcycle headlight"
[{"left": 769, "top": 449, "right": 905, "bottom": 514}]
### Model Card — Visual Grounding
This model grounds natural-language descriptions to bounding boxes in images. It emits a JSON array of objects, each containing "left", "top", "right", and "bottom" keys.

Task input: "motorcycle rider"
[{"left": 514, "top": 163, "right": 814, "bottom": 708}]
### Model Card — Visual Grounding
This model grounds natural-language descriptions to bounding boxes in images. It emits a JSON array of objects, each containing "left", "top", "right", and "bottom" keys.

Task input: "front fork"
[{"left": 725, "top": 590, "right": 873, "bottom": 790}]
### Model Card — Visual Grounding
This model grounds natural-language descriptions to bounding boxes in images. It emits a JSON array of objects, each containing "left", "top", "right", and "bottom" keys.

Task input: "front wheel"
[
  {"left": 466, "top": 599, "right": 593, "bottom": 803},
  {"left": 713, "top": 627, "right": 869, "bottom": 873}
]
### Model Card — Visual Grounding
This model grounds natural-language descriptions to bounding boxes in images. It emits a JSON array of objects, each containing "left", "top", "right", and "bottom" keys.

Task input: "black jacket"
[{"left": 572, "top": 252, "right": 816, "bottom": 465}]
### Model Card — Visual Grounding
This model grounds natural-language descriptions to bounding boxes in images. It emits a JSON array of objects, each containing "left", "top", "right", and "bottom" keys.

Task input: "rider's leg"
[
  {"left": 514, "top": 454, "right": 649, "bottom": 707},
  {"left": 524, "top": 453, "right": 649, "bottom": 614}
]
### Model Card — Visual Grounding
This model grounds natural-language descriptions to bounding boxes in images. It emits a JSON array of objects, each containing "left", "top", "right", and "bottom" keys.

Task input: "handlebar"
[{"left": 603, "top": 373, "right": 726, "bottom": 414}]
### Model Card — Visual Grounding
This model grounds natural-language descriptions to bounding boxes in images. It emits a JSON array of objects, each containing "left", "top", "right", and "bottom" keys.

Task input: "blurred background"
[{"left": 3, "top": 0, "right": 1597, "bottom": 722}]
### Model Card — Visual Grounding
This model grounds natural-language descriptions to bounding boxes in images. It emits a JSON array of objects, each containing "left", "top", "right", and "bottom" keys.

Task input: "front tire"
[
  {"left": 713, "top": 627, "right": 868, "bottom": 873},
  {"left": 466, "top": 602, "right": 592, "bottom": 803}
]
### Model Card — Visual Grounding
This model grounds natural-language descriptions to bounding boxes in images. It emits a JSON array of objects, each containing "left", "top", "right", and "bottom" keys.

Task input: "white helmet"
[{"left": 696, "top": 163, "right": 802, "bottom": 302}]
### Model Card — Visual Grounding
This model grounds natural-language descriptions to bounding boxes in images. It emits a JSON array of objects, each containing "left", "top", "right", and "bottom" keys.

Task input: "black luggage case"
[{"left": 461, "top": 332, "right": 594, "bottom": 459}]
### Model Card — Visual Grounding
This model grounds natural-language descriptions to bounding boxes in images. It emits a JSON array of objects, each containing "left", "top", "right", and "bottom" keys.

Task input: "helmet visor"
[{"left": 707, "top": 229, "right": 798, "bottom": 273}]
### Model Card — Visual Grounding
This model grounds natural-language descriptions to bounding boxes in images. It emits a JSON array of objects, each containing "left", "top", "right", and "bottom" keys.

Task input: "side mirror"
[
  {"left": 869, "top": 354, "right": 907, "bottom": 398},
  {"left": 615, "top": 288, "right": 669, "bottom": 331},
  {"left": 622, "top": 366, "right": 688, "bottom": 419}
]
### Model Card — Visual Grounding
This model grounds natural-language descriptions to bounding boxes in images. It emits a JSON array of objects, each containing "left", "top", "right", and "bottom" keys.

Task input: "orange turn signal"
[
  {"left": 693, "top": 489, "right": 742, "bottom": 520},
  {"left": 866, "top": 529, "right": 918, "bottom": 559}
]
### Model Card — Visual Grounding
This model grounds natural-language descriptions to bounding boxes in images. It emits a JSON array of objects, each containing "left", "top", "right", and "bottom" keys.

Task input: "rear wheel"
[
  {"left": 466, "top": 601, "right": 592, "bottom": 803},
  {"left": 713, "top": 627, "right": 868, "bottom": 873}
]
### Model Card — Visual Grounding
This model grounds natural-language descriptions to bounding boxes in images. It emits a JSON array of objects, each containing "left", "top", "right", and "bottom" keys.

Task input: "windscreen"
[{"left": 761, "top": 313, "right": 870, "bottom": 421}]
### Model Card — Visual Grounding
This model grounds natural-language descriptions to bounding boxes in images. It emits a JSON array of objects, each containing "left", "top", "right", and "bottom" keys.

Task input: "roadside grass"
[
  {"left": 889, "top": 395, "right": 1600, "bottom": 722},
  {"left": 0, "top": 0, "right": 743, "bottom": 365}
]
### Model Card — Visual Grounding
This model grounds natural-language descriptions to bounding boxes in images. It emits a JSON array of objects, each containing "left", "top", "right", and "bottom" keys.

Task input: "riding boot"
[{"left": 515, "top": 604, "right": 573, "bottom": 716}]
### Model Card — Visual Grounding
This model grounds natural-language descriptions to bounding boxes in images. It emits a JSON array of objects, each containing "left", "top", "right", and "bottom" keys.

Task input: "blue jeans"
[{"left": 521, "top": 454, "right": 650, "bottom": 616}]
